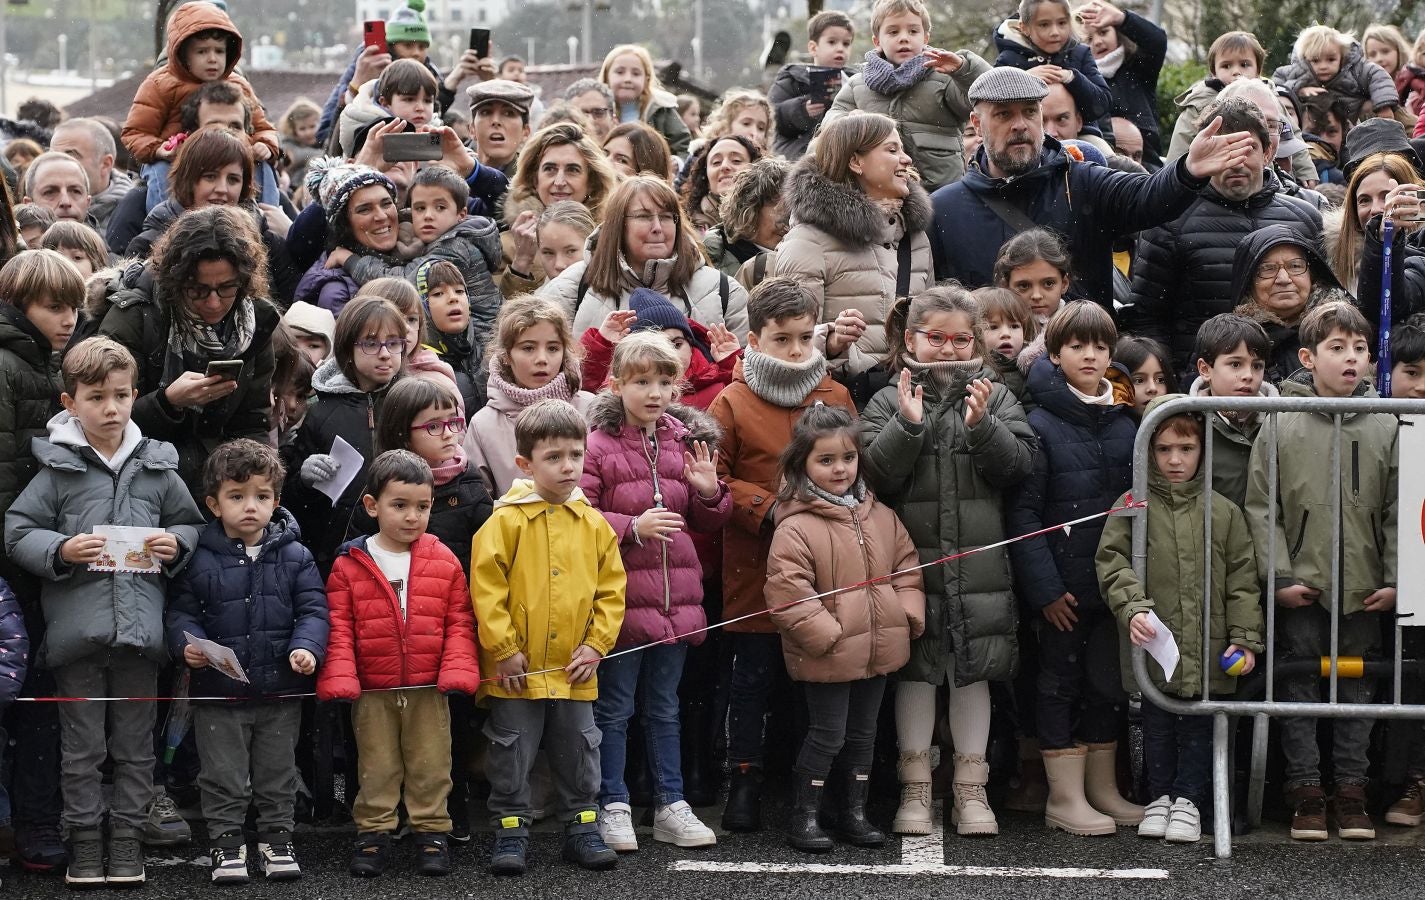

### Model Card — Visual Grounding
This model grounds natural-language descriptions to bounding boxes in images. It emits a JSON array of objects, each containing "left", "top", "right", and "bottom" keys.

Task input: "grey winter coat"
[
  {"left": 1273, "top": 42, "right": 1398, "bottom": 119},
  {"left": 861, "top": 365, "right": 1036, "bottom": 685},
  {"left": 4, "top": 413, "right": 204, "bottom": 667}
]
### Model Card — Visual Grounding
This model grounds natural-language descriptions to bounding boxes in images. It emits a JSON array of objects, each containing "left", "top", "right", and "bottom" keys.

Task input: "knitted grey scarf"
[
  {"left": 861, "top": 50, "right": 934, "bottom": 95},
  {"left": 900, "top": 355, "right": 984, "bottom": 400},
  {"left": 806, "top": 478, "right": 867, "bottom": 509},
  {"left": 742, "top": 348, "right": 828, "bottom": 407}
]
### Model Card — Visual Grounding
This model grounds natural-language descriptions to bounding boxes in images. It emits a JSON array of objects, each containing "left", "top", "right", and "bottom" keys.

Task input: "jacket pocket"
[{"left": 1289, "top": 510, "right": 1310, "bottom": 560}]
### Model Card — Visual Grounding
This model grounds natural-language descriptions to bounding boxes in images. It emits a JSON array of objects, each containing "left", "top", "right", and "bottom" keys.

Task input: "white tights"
[{"left": 895, "top": 670, "right": 992, "bottom": 757}]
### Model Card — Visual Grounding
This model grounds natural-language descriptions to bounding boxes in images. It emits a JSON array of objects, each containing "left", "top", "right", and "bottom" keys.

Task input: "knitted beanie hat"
[
  {"left": 630, "top": 287, "right": 710, "bottom": 358},
  {"left": 386, "top": 0, "right": 431, "bottom": 45},
  {"left": 305, "top": 158, "right": 397, "bottom": 228}
]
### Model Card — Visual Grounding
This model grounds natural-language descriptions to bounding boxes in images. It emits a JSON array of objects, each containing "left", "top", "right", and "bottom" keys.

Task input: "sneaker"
[
  {"left": 209, "top": 834, "right": 250, "bottom": 885},
  {"left": 256, "top": 832, "right": 302, "bottom": 881},
  {"left": 653, "top": 801, "right": 716, "bottom": 848},
  {"left": 63, "top": 829, "right": 104, "bottom": 887},
  {"left": 349, "top": 832, "right": 391, "bottom": 877},
  {"left": 17, "top": 822, "right": 68, "bottom": 872},
  {"left": 598, "top": 802, "right": 638, "bottom": 852},
  {"left": 414, "top": 833, "right": 452, "bottom": 876},
  {"left": 106, "top": 825, "right": 146, "bottom": 885},
  {"left": 1330, "top": 784, "right": 1376, "bottom": 840},
  {"left": 489, "top": 829, "right": 528, "bottom": 877},
  {"left": 563, "top": 812, "right": 617, "bottom": 871},
  {"left": 143, "top": 788, "right": 192, "bottom": 847},
  {"left": 450, "top": 819, "right": 472, "bottom": 843},
  {"left": 1386, "top": 777, "right": 1425, "bottom": 827},
  {"left": 1287, "top": 784, "right": 1328, "bottom": 842},
  {"left": 1137, "top": 795, "right": 1172, "bottom": 839},
  {"left": 1164, "top": 798, "right": 1202, "bottom": 843}
]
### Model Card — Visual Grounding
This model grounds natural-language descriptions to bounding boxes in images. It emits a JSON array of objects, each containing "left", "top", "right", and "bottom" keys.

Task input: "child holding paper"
[{"left": 4, "top": 337, "right": 204, "bottom": 887}]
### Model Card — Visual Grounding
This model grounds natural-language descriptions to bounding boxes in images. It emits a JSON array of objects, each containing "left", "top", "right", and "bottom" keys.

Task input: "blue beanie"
[
  {"left": 1061, "top": 139, "right": 1107, "bottom": 167},
  {"left": 630, "top": 288, "right": 710, "bottom": 358}
]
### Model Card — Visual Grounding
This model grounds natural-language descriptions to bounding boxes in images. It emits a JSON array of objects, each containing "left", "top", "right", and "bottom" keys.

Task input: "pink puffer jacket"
[{"left": 580, "top": 392, "right": 731, "bottom": 649}]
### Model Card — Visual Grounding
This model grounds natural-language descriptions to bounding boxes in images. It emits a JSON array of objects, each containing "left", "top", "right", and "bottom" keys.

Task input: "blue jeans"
[
  {"left": 1141, "top": 698, "right": 1212, "bottom": 809},
  {"left": 143, "top": 159, "right": 280, "bottom": 211},
  {"left": 593, "top": 643, "right": 688, "bottom": 807}
]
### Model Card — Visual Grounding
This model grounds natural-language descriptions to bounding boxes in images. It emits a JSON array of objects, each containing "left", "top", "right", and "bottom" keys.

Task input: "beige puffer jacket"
[{"left": 773, "top": 155, "right": 933, "bottom": 375}]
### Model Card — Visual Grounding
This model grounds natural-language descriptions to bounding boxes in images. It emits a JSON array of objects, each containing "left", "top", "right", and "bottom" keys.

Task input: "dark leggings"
[
  {"left": 1035, "top": 604, "right": 1125, "bottom": 750},
  {"left": 796, "top": 677, "right": 887, "bottom": 778}
]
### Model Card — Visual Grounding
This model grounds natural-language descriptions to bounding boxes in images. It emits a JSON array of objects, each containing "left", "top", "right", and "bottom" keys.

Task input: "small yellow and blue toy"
[{"left": 1220, "top": 648, "right": 1247, "bottom": 676}]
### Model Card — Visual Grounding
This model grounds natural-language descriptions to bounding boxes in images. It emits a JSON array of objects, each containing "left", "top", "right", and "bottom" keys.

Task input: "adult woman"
[
  {"left": 1076, "top": 0, "right": 1168, "bottom": 164},
  {"left": 1232, "top": 223, "right": 1348, "bottom": 385},
  {"left": 127, "top": 128, "right": 300, "bottom": 303},
  {"left": 540, "top": 174, "right": 749, "bottom": 336},
  {"left": 97, "top": 205, "right": 279, "bottom": 495},
  {"left": 679, "top": 134, "right": 760, "bottom": 233},
  {"left": 600, "top": 44, "right": 692, "bottom": 156},
  {"left": 0, "top": 178, "right": 19, "bottom": 267},
  {"left": 602, "top": 122, "right": 673, "bottom": 181},
  {"left": 702, "top": 157, "right": 790, "bottom": 280},
  {"left": 500, "top": 122, "right": 620, "bottom": 297},
  {"left": 293, "top": 162, "right": 399, "bottom": 316},
  {"left": 1330, "top": 151, "right": 1423, "bottom": 294},
  {"left": 775, "top": 112, "right": 933, "bottom": 376},
  {"left": 1356, "top": 153, "right": 1425, "bottom": 330}
]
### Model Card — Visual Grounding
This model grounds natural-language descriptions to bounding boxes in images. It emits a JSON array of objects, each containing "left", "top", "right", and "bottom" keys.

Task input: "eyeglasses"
[
  {"left": 582, "top": 107, "right": 613, "bottom": 120},
  {"left": 1254, "top": 257, "right": 1309, "bottom": 281},
  {"left": 914, "top": 330, "right": 975, "bottom": 350},
  {"left": 411, "top": 416, "right": 466, "bottom": 437},
  {"left": 182, "top": 282, "right": 242, "bottom": 302},
  {"left": 354, "top": 338, "right": 407, "bottom": 356},
  {"left": 628, "top": 211, "right": 677, "bottom": 227}
]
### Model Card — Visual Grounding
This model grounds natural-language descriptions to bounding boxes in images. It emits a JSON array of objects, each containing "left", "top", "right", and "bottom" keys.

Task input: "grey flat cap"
[
  {"left": 968, "top": 67, "right": 1050, "bottom": 104},
  {"left": 466, "top": 79, "right": 534, "bottom": 116}
]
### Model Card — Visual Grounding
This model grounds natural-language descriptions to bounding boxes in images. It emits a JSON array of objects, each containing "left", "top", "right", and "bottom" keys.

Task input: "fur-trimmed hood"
[
  {"left": 499, "top": 187, "right": 546, "bottom": 229},
  {"left": 587, "top": 389, "right": 723, "bottom": 444},
  {"left": 783, "top": 153, "right": 932, "bottom": 248}
]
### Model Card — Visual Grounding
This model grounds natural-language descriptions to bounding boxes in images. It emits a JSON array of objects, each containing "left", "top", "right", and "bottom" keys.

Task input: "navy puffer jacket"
[
  {"left": 1007, "top": 357, "right": 1136, "bottom": 613},
  {"left": 0, "top": 577, "right": 29, "bottom": 703},
  {"left": 993, "top": 18, "right": 1112, "bottom": 122},
  {"left": 165, "top": 508, "right": 329, "bottom": 700}
]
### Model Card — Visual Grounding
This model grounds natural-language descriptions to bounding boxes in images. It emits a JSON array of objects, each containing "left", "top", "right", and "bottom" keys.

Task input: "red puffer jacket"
[{"left": 317, "top": 534, "right": 480, "bottom": 701}]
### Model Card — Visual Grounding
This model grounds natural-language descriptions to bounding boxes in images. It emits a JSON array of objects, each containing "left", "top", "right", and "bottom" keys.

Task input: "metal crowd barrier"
[{"left": 1126, "top": 395, "right": 1425, "bottom": 859}]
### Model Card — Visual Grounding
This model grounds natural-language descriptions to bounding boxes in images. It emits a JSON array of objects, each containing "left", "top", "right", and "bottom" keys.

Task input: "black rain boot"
[
  {"left": 722, "top": 763, "right": 763, "bottom": 832},
  {"left": 681, "top": 696, "right": 716, "bottom": 808},
  {"left": 786, "top": 773, "right": 833, "bottom": 853},
  {"left": 833, "top": 767, "right": 885, "bottom": 847}
]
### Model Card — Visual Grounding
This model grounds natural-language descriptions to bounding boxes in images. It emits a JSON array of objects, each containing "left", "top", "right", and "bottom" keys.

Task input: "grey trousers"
[
  {"left": 484, "top": 698, "right": 600, "bottom": 834},
  {"left": 194, "top": 701, "right": 303, "bottom": 837},
  {"left": 52, "top": 649, "right": 159, "bottom": 834},
  {"left": 1278, "top": 604, "right": 1382, "bottom": 789}
]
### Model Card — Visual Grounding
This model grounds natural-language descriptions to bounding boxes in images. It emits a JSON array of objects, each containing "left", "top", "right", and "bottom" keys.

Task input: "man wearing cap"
[
  {"left": 930, "top": 65, "right": 1258, "bottom": 310},
  {"left": 469, "top": 80, "right": 534, "bottom": 178}
]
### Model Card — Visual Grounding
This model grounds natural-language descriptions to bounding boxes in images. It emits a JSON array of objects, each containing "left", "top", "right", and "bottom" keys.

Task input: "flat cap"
[
  {"left": 466, "top": 79, "right": 534, "bottom": 116},
  {"left": 967, "top": 67, "right": 1050, "bottom": 104}
]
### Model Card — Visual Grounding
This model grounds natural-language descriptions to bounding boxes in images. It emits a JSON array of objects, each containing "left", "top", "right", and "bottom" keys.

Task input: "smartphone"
[
  {"left": 808, "top": 67, "right": 841, "bottom": 105},
  {"left": 469, "top": 28, "right": 491, "bottom": 58},
  {"left": 363, "top": 20, "right": 386, "bottom": 50},
  {"left": 383, "top": 131, "right": 443, "bottom": 163},
  {"left": 1413, "top": 189, "right": 1425, "bottom": 222},
  {"left": 205, "top": 360, "right": 244, "bottom": 381}
]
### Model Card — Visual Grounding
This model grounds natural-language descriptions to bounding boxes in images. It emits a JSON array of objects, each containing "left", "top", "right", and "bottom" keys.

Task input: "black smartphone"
[
  {"left": 808, "top": 67, "right": 841, "bottom": 105},
  {"left": 383, "top": 131, "right": 443, "bottom": 163},
  {"left": 470, "top": 28, "right": 491, "bottom": 58},
  {"left": 205, "top": 360, "right": 244, "bottom": 381}
]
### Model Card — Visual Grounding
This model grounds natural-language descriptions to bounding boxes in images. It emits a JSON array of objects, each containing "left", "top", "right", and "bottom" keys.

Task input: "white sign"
[{"left": 1399, "top": 415, "right": 1425, "bottom": 623}]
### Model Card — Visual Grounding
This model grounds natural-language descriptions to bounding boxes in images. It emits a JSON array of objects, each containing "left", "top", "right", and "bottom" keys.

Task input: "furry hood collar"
[
  {"left": 783, "top": 153, "right": 932, "bottom": 246},
  {"left": 587, "top": 389, "right": 723, "bottom": 444}
]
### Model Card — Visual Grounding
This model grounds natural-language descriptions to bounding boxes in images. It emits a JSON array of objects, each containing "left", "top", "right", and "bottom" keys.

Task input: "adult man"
[
  {"left": 1218, "top": 77, "right": 1326, "bottom": 210},
  {"left": 930, "top": 67, "right": 1257, "bottom": 309},
  {"left": 1125, "top": 96, "right": 1322, "bottom": 370},
  {"left": 565, "top": 79, "right": 617, "bottom": 142},
  {"left": 1041, "top": 83, "right": 1114, "bottom": 156},
  {"left": 1110, "top": 116, "right": 1144, "bottom": 166},
  {"left": 50, "top": 118, "right": 134, "bottom": 233},
  {"left": 22, "top": 153, "right": 92, "bottom": 225},
  {"left": 468, "top": 80, "right": 534, "bottom": 178}
]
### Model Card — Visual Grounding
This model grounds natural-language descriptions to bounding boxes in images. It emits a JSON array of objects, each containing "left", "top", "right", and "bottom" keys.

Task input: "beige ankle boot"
[
  {"left": 893, "top": 750, "right": 933, "bottom": 835},
  {"left": 1042, "top": 747, "right": 1116, "bottom": 836},
  {"left": 950, "top": 753, "right": 998, "bottom": 836},
  {"left": 1082, "top": 741, "right": 1144, "bottom": 826}
]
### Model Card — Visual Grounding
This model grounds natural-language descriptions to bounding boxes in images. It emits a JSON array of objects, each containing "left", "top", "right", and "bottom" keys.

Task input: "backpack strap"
[
  {"left": 979, "top": 192, "right": 1040, "bottom": 235},
  {"left": 753, "top": 252, "right": 769, "bottom": 284},
  {"left": 895, "top": 236, "right": 913, "bottom": 299},
  {"left": 719, "top": 273, "right": 730, "bottom": 317},
  {"left": 576, "top": 275, "right": 590, "bottom": 306}
]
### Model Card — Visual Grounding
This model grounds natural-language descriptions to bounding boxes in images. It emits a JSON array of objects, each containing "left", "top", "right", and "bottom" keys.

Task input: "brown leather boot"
[
  {"left": 1330, "top": 784, "right": 1376, "bottom": 840},
  {"left": 1386, "top": 777, "right": 1425, "bottom": 827},
  {"left": 1287, "top": 784, "right": 1328, "bottom": 841}
]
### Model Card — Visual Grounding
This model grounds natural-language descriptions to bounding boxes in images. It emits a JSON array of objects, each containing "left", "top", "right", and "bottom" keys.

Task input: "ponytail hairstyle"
[
  {"left": 777, "top": 402, "right": 861, "bottom": 503},
  {"left": 884, "top": 282, "right": 990, "bottom": 372},
  {"left": 992, "top": 228, "right": 1072, "bottom": 286}
]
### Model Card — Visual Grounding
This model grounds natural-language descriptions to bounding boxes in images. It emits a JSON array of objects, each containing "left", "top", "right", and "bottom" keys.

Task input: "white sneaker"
[
  {"left": 209, "top": 843, "right": 249, "bottom": 884},
  {"left": 257, "top": 836, "right": 302, "bottom": 880},
  {"left": 1164, "top": 797, "right": 1202, "bottom": 843},
  {"left": 653, "top": 800, "right": 716, "bottom": 847},
  {"left": 1138, "top": 795, "right": 1172, "bottom": 839},
  {"left": 598, "top": 802, "right": 638, "bottom": 852}
]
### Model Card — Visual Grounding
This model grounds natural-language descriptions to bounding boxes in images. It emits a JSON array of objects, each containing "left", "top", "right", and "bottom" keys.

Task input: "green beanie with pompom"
[{"left": 386, "top": 0, "right": 430, "bottom": 46}]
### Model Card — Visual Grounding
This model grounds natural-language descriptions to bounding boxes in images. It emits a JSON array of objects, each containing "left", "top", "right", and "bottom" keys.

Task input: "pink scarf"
[
  {"left": 488, "top": 356, "right": 575, "bottom": 407},
  {"left": 428, "top": 443, "right": 468, "bottom": 486}
]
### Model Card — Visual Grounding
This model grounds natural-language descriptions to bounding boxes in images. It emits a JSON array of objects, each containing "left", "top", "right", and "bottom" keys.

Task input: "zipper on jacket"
[
  {"left": 1350, "top": 441, "right": 1359, "bottom": 498},
  {"left": 1289, "top": 510, "right": 1309, "bottom": 560},
  {"left": 642, "top": 430, "right": 672, "bottom": 614},
  {"left": 850, "top": 508, "right": 878, "bottom": 679},
  {"left": 352, "top": 545, "right": 410, "bottom": 686}
]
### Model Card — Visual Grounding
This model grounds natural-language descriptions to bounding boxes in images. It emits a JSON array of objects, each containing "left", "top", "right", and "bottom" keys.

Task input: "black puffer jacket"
[
  {"left": 1123, "top": 171, "right": 1322, "bottom": 370},
  {"left": 0, "top": 304, "right": 63, "bottom": 519},
  {"left": 1357, "top": 216, "right": 1425, "bottom": 331},
  {"left": 1096, "top": 11, "right": 1167, "bottom": 159},
  {"left": 767, "top": 63, "right": 854, "bottom": 160}
]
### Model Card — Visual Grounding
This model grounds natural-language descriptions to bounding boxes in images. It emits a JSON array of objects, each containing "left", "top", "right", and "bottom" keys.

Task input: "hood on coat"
[
  {"left": 993, "top": 17, "right": 1084, "bottom": 62},
  {"left": 164, "top": 2, "right": 242, "bottom": 84},
  {"left": 35, "top": 409, "right": 167, "bottom": 472},
  {"left": 499, "top": 184, "right": 546, "bottom": 229},
  {"left": 775, "top": 486, "right": 878, "bottom": 523},
  {"left": 197, "top": 505, "right": 301, "bottom": 555},
  {"left": 1281, "top": 366, "right": 1378, "bottom": 402},
  {"left": 311, "top": 356, "right": 367, "bottom": 395},
  {"left": 783, "top": 153, "right": 932, "bottom": 247},
  {"left": 1026, "top": 355, "right": 1130, "bottom": 424},
  {"left": 338, "top": 82, "right": 390, "bottom": 157},
  {"left": 586, "top": 389, "right": 724, "bottom": 444},
  {"left": 493, "top": 478, "right": 592, "bottom": 510},
  {"left": 85, "top": 260, "right": 150, "bottom": 322},
  {"left": 1137, "top": 395, "right": 1212, "bottom": 499},
  {"left": 1187, "top": 374, "right": 1282, "bottom": 400},
  {"left": 0, "top": 302, "right": 52, "bottom": 364},
  {"left": 644, "top": 89, "right": 680, "bottom": 116},
  {"left": 1173, "top": 78, "right": 1222, "bottom": 109},
  {"left": 1229, "top": 222, "right": 1341, "bottom": 304}
]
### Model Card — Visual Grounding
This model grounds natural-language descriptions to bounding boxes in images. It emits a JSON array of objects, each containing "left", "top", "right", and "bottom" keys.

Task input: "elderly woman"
[
  {"left": 679, "top": 134, "right": 760, "bottom": 232},
  {"left": 1232, "top": 222, "right": 1350, "bottom": 385},
  {"left": 500, "top": 122, "right": 620, "bottom": 297},
  {"left": 775, "top": 112, "right": 933, "bottom": 376},
  {"left": 98, "top": 205, "right": 279, "bottom": 495},
  {"left": 702, "top": 157, "right": 790, "bottom": 280},
  {"left": 293, "top": 162, "right": 400, "bottom": 317},
  {"left": 540, "top": 174, "right": 749, "bottom": 336}
]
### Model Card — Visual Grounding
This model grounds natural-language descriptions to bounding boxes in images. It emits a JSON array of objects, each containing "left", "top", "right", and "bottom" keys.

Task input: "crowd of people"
[{"left": 1, "top": 0, "right": 1424, "bottom": 887}]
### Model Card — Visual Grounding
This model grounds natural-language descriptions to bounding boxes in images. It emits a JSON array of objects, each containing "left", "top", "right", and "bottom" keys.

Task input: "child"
[
  {"left": 270, "top": 324, "right": 316, "bottom": 445},
  {"left": 994, "top": 228, "right": 1074, "bottom": 323},
  {"left": 600, "top": 44, "right": 692, "bottom": 157},
  {"left": 1273, "top": 25, "right": 1398, "bottom": 123},
  {"left": 279, "top": 97, "right": 323, "bottom": 191},
  {"left": 1405, "top": 32, "right": 1425, "bottom": 119},
  {"left": 38, "top": 222, "right": 108, "bottom": 281},
  {"left": 581, "top": 288, "right": 741, "bottom": 407},
  {"left": 765, "top": 403, "right": 925, "bottom": 852},
  {"left": 707, "top": 277, "right": 856, "bottom": 832},
  {"left": 353, "top": 277, "right": 465, "bottom": 412},
  {"left": 122, "top": 2, "right": 279, "bottom": 210},
  {"left": 1245, "top": 300, "right": 1397, "bottom": 843},
  {"left": 0, "top": 574, "right": 28, "bottom": 863},
  {"left": 464, "top": 296, "right": 596, "bottom": 495},
  {"left": 416, "top": 260, "right": 484, "bottom": 414},
  {"left": 1167, "top": 31, "right": 1266, "bottom": 161},
  {"left": 994, "top": 0, "right": 1112, "bottom": 128},
  {"left": 677, "top": 94, "right": 702, "bottom": 139},
  {"left": 768, "top": 10, "right": 856, "bottom": 160},
  {"left": 972, "top": 285, "right": 1040, "bottom": 404},
  {"left": 472, "top": 399, "right": 627, "bottom": 875},
  {"left": 4, "top": 336, "right": 204, "bottom": 887},
  {"left": 1006, "top": 301, "right": 1141, "bottom": 836},
  {"left": 319, "top": 450, "right": 479, "bottom": 876},
  {"left": 824, "top": 0, "right": 992, "bottom": 192},
  {"left": 283, "top": 296, "right": 406, "bottom": 575},
  {"left": 861, "top": 286, "right": 1034, "bottom": 837},
  {"left": 1096, "top": 402, "right": 1263, "bottom": 843},
  {"left": 332, "top": 165, "right": 503, "bottom": 355},
  {"left": 1187, "top": 313, "right": 1276, "bottom": 507},
  {"left": 537, "top": 201, "right": 595, "bottom": 284},
  {"left": 14, "top": 203, "right": 55, "bottom": 249},
  {"left": 581, "top": 331, "right": 730, "bottom": 851},
  {"left": 281, "top": 300, "right": 336, "bottom": 368},
  {"left": 1114, "top": 335, "right": 1179, "bottom": 415},
  {"left": 1391, "top": 312, "right": 1425, "bottom": 397},
  {"left": 165, "top": 439, "right": 328, "bottom": 883},
  {"left": 338, "top": 59, "right": 440, "bottom": 156}
]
